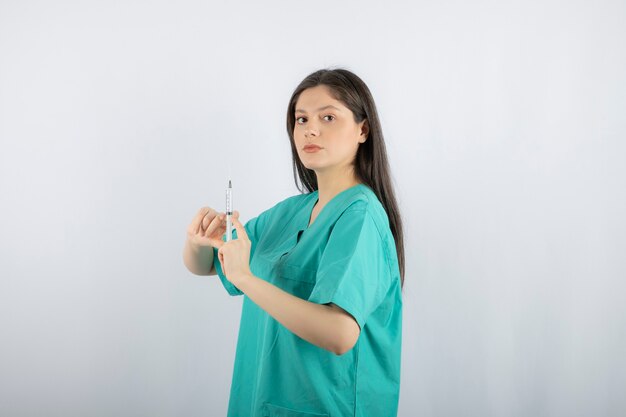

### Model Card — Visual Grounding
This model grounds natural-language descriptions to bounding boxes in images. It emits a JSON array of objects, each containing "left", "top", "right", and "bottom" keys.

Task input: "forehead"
[{"left": 295, "top": 85, "right": 346, "bottom": 112}]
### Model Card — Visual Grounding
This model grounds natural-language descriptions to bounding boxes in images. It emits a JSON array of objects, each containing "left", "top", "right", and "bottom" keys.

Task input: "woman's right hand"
[{"left": 186, "top": 207, "right": 228, "bottom": 249}]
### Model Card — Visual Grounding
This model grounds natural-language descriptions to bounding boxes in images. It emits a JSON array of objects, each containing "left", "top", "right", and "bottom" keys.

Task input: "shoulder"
[
  {"left": 340, "top": 185, "right": 391, "bottom": 236},
  {"left": 337, "top": 185, "right": 399, "bottom": 271}
]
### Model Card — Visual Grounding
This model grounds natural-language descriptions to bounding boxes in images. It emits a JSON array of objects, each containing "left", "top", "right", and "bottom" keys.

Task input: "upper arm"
[{"left": 308, "top": 206, "right": 393, "bottom": 335}]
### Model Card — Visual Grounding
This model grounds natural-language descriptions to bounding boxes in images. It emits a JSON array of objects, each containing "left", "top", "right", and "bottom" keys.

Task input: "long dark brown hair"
[{"left": 285, "top": 68, "right": 405, "bottom": 289}]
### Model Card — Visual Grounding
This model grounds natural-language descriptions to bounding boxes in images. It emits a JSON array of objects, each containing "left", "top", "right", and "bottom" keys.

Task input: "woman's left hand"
[{"left": 217, "top": 211, "right": 253, "bottom": 288}]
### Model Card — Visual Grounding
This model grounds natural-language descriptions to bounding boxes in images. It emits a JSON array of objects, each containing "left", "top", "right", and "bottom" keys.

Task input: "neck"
[{"left": 314, "top": 166, "right": 361, "bottom": 207}]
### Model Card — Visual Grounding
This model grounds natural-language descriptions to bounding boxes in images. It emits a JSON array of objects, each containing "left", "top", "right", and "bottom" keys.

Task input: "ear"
[{"left": 359, "top": 119, "right": 369, "bottom": 143}]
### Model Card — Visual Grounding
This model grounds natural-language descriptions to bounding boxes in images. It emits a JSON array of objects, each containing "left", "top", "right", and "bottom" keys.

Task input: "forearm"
[
  {"left": 182, "top": 239, "right": 215, "bottom": 276},
  {"left": 237, "top": 274, "right": 355, "bottom": 355}
]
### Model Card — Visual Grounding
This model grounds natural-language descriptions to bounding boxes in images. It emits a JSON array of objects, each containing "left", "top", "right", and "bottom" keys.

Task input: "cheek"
[
  {"left": 293, "top": 126, "right": 304, "bottom": 141},
  {"left": 292, "top": 133, "right": 302, "bottom": 147},
  {"left": 336, "top": 131, "right": 360, "bottom": 151}
]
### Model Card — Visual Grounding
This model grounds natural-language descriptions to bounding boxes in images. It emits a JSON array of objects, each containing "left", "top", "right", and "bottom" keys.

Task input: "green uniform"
[{"left": 212, "top": 183, "right": 402, "bottom": 417}]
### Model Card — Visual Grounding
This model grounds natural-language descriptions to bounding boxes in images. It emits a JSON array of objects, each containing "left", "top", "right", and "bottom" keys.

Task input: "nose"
[{"left": 305, "top": 126, "right": 318, "bottom": 137}]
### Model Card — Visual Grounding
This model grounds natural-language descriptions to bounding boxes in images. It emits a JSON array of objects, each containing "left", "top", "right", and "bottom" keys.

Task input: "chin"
[
  {"left": 301, "top": 162, "right": 321, "bottom": 171},
  {"left": 298, "top": 156, "right": 320, "bottom": 170}
]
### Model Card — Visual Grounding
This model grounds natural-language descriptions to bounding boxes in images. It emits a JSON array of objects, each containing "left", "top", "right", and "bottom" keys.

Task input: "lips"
[{"left": 303, "top": 144, "right": 322, "bottom": 152}]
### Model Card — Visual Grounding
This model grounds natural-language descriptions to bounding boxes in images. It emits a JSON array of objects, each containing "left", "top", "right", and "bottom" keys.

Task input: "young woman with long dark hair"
[{"left": 183, "top": 67, "right": 404, "bottom": 417}]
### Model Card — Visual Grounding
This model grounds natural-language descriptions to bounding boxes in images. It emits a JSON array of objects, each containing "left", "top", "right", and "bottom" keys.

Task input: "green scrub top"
[{"left": 212, "top": 183, "right": 402, "bottom": 417}]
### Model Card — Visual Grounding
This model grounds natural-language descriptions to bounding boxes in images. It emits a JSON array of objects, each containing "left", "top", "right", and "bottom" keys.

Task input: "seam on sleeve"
[{"left": 364, "top": 210, "right": 396, "bottom": 283}]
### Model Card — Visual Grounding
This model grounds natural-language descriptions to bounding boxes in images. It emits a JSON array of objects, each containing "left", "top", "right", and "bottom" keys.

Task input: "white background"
[{"left": 1, "top": 0, "right": 624, "bottom": 416}]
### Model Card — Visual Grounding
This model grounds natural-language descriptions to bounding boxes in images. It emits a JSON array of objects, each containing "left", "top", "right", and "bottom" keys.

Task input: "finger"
[
  {"left": 231, "top": 216, "right": 249, "bottom": 241},
  {"left": 201, "top": 210, "right": 216, "bottom": 231},
  {"left": 205, "top": 212, "right": 225, "bottom": 237},
  {"left": 200, "top": 208, "right": 221, "bottom": 234},
  {"left": 192, "top": 207, "right": 213, "bottom": 234}
]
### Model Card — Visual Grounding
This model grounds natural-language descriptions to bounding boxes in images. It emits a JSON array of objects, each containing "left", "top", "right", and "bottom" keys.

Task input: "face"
[{"left": 293, "top": 85, "right": 368, "bottom": 174}]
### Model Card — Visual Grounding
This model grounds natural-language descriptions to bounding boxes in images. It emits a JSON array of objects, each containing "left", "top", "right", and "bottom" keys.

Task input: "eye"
[
  {"left": 324, "top": 115, "right": 335, "bottom": 121},
  {"left": 296, "top": 116, "right": 306, "bottom": 124}
]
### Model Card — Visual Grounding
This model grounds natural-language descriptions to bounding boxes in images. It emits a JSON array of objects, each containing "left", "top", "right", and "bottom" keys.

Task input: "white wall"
[{"left": 1, "top": 0, "right": 624, "bottom": 416}]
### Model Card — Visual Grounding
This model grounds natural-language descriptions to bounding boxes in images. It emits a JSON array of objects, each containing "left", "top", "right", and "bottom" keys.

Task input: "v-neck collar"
[
  {"left": 303, "top": 191, "right": 319, "bottom": 231},
  {"left": 303, "top": 183, "right": 367, "bottom": 231}
]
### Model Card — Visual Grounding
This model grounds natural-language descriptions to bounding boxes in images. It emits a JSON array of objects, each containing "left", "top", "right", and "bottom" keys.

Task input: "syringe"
[{"left": 225, "top": 179, "right": 232, "bottom": 241}]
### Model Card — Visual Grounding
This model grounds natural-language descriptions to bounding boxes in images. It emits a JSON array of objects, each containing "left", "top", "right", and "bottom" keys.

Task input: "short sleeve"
[
  {"left": 212, "top": 211, "right": 268, "bottom": 296},
  {"left": 307, "top": 205, "right": 393, "bottom": 330}
]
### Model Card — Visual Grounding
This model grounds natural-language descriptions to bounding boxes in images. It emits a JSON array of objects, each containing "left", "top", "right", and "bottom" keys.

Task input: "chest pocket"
[
  {"left": 254, "top": 227, "right": 320, "bottom": 299},
  {"left": 274, "top": 261, "right": 317, "bottom": 300}
]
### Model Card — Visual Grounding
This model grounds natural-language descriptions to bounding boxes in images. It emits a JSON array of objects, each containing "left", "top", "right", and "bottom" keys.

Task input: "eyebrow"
[{"left": 295, "top": 105, "right": 342, "bottom": 114}]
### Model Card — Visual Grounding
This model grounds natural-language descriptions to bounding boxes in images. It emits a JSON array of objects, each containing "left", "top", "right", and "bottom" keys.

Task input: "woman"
[{"left": 183, "top": 68, "right": 405, "bottom": 417}]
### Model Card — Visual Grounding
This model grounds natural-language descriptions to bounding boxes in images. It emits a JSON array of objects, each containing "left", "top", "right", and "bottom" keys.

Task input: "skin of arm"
[
  {"left": 237, "top": 273, "right": 361, "bottom": 355},
  {"left": 182, "top": 239, "right": 217, "bottom": 276},
  {"left": 218, "top": 216, "right": 361, "bottom": 355}
]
